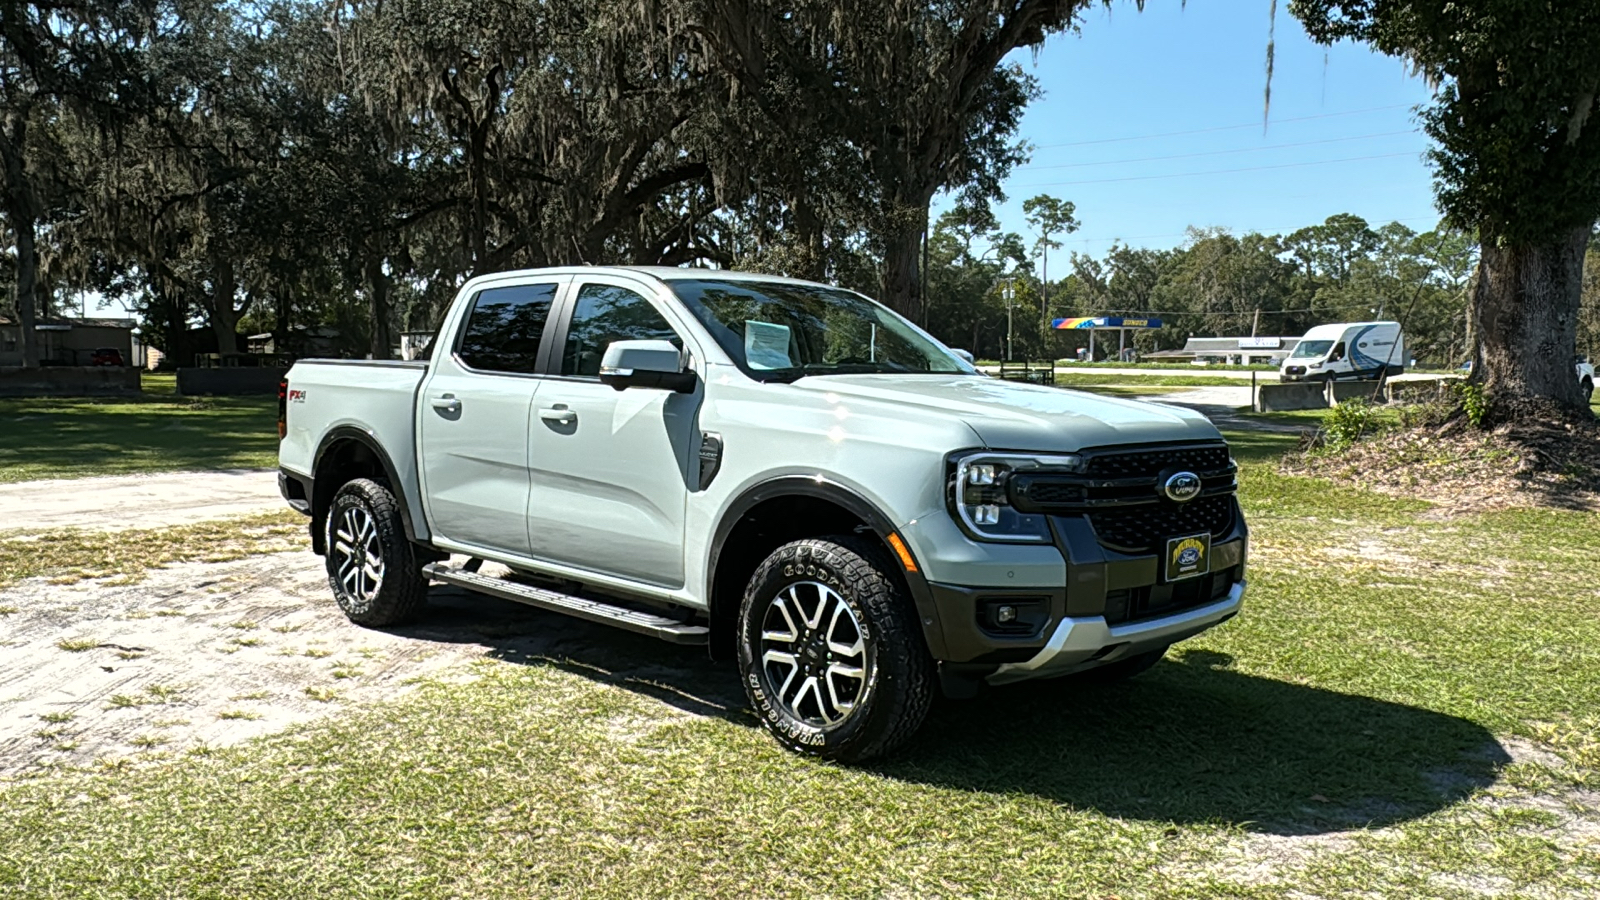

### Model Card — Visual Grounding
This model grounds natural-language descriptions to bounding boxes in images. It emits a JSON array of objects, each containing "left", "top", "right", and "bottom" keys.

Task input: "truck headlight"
[{"left": 948, "top": 452, "right": 1083, "bottom": 543}]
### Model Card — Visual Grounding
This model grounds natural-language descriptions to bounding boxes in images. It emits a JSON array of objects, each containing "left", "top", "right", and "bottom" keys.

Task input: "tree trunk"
[
  {"left": 207, "top": 249, "right": 241, "bottom": 357},
  {"left": 881, "top": 224, "right": 924, "bottom": 321},
  {"left": 366, "top": 257, "right": 393, "bottom": 361},
  {"left": 792, "top": 198, "right": 825, "bottom": 282},
  {"left": 1474, "top": 224, "right": 1591, "bottom": 416},
  {"left": 0, "top": 112, "right": 41, "bottom": 367},
  {"left": 9, "top": 205, "right": 41, "bottom": 367}
]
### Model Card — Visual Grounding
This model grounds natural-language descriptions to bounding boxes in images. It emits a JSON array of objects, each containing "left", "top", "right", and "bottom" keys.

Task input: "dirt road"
[{"left": 0, "top": 470, "right": 283, "bottom": 533}]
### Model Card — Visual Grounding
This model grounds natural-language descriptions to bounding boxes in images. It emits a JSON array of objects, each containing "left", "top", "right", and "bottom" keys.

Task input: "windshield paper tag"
[{"left": 744, "top": 320, "right": 794, "bottom": 370}]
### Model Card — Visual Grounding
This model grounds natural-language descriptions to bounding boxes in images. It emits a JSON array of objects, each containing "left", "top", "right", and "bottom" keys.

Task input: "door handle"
[
  {"left": 431, "top": 394, "right": 461, "bottom": 414},
  {"left": 539, "top": 405, "right": 576, "bottom": 426}
]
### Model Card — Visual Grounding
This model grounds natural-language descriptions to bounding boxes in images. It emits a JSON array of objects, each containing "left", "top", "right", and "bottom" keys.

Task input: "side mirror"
[
  {"left": 952, "top": 348, "right": 976, "bottom": 366},
  {"left": 598, "top": 339, "right": 696, "bottom": 393}
]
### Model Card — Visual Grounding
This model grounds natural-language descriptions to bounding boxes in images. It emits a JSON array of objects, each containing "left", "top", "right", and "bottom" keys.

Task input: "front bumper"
[
  {"left": 988, "top": 582, "right": 1243, "bottom": 684},
  {"left": 914, "top": 499, "right": 1248, "bottom": 674}
]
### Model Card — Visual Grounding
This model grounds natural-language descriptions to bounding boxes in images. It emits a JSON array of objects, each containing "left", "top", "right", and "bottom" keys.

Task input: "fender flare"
[
  {"left": 310, "top": 425, "right": 423, "bottom": 547},
  {"left": 706, "top": 475, "right": 947, "bottom": 659}
]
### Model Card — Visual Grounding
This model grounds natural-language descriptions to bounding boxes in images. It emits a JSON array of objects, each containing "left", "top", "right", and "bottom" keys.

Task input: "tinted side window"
[
  {"left": 561, "top": 284, "right": 682, "bottom": 377},
  {"left": 456, "top": 283, "right": 560, "bottom": 374}
]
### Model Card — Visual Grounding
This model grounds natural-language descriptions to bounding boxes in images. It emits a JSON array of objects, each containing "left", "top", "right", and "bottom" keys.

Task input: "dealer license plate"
[{"left": 1164, "top": 533, "right": 1212, "bottom": 582}]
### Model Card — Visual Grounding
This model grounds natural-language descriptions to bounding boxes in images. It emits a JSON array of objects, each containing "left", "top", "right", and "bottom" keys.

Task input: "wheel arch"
[
  {"left": 705, "top": 476, "right": 946, "bottom": 662},
  {"left": 310, "top": 426, "right": 422, "bottom": 555}
]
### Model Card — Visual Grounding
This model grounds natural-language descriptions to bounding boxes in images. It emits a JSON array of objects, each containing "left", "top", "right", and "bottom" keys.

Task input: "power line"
[
  {"left": 1016, "top": 130, "right": 1420, "bottom": 171},
  {"left": 1029, "top": 103, "right": 1416, "bottom": 150},
  {"left": 1012, "top": 151, "right": 1422, "bottom": 189},
  {"left": 1057, "top": 214, "right": 1441, "bottom": 246}
]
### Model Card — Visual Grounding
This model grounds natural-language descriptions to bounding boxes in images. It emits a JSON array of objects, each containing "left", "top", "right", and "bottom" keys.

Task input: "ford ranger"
[{"left": 277, "top": 267, "right": 1247, "bottom": 761}]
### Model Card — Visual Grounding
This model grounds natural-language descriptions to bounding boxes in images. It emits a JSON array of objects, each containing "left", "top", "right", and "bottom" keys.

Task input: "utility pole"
[
  {"left": 1003, "top": 280, "right": 1016, "bottom": 362},
  {"left": 1039, "top": 254, "right": 1049, "bottom": 333},
  {"left": 1251, "top": 307, "right": 1260, "bottom": 338}
]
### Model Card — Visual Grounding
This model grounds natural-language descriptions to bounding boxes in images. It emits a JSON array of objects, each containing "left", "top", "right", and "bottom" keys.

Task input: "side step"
[{"left": 423, "top": 562, "right": 710, "bottom": 646}]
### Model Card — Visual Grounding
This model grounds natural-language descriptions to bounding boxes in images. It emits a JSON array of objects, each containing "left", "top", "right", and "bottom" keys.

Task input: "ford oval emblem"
[{"left": 1163, "top": 471, "right": 1202, "bottom": 503}]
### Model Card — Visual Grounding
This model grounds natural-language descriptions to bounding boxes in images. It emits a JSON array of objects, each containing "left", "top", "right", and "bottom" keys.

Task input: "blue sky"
[{"left": 957, "top": 1, "right": 1440, "bottom": 255}]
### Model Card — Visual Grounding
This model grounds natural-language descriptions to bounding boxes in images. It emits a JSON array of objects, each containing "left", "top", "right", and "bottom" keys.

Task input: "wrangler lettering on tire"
[{"left": 737, "top": 536, "right": 934, "bottom": 762}]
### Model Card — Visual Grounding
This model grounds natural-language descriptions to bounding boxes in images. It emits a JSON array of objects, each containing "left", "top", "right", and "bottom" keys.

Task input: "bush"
[
  {"left": 1455, "top": 382, "right": 1489, "bottom": 428},
  {"left": 1322, "top": 399, "right": 1376, "bottom": 451}
]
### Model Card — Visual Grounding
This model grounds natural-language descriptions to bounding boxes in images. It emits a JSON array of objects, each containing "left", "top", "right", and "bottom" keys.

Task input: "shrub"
[{"left": 1323, "top": 399, "right": 1375, "bottom": 451}]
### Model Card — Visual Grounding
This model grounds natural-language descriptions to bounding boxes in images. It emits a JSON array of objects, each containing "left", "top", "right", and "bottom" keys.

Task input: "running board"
[{"left": 422, "top": 563, "right": 710, "bottom": 645}]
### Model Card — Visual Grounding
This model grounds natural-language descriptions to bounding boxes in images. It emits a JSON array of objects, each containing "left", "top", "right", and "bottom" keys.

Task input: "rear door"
[
  {"left": 419, "top": 276, "right": 569, "bottom": 557},
  {"left": 522, "top": 275, "right": 701, "bottom": 588}
]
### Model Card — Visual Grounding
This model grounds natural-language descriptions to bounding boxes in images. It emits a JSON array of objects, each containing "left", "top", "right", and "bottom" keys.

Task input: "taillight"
[{"left": 277, "top": 378, "right": 288, "bottom": 440}]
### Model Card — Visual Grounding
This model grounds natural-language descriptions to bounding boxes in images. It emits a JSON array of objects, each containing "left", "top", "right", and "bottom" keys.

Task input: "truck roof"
[{"left": 461, "top": 265, "right": 834, "bottom": 291}]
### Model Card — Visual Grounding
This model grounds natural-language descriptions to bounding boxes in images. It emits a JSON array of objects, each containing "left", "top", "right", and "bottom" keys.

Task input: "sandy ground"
[
  {"left": 0, "top": 470, "right": 283, "bottom": 533},
  {"left": 0, "top": 549, "right": 724, "bottom": 777}
]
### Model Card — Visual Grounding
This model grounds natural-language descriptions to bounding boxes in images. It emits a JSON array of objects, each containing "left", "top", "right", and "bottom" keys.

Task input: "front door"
[
  {"left": 419, "top": 277, "right": 567, "bottom": 557},
  {"left": 523, "top": 277, "right": 700, "bottom": 588}
]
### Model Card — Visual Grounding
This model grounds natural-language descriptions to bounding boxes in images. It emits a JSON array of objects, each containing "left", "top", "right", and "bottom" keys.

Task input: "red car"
[{"left": 90, "top": 347, "right": 125, "bottom": 367}]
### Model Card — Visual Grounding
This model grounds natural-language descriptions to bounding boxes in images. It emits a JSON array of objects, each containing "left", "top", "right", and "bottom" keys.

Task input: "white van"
[{"left": 1280, "top": 321, "right": 1406, "bottom": 383}]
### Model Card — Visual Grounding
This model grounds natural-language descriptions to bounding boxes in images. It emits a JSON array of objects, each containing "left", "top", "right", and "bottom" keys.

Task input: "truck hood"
[{"left": 789, "top": 374, "right": 1222, "bottom": 451}]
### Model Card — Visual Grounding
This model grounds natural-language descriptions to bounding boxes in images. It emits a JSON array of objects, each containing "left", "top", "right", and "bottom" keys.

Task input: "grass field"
[
  {"left": 0, "top": 374, "right": 279, "bottom": 483},
  {"left": 1051, "top": 372, "right": 1251, "bottom": 388},
  {"left": 0, "top": 426, "right": 1596, "bottom": 897}
]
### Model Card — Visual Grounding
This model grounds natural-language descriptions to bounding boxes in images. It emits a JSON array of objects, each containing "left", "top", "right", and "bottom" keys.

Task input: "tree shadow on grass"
[{"left": 402, "top": 586, "right": 1507, "bottom": 836}]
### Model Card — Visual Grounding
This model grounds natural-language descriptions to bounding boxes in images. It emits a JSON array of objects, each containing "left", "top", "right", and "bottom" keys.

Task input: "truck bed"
[{"left": 277, "top": 359, "right": 431, "bottom": 537}]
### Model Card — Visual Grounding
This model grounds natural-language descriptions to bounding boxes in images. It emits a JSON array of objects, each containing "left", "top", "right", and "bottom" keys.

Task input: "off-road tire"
[
  {"left": 1583, "top": 378, "right": 1594, "bottom": 405},
  {"left": 737, "top": 536, "right": 934, "bottom": 762},
  {"left": 324, "top": 478, "right": 428, "bottom": 627},
  {"left": 1077, "top": 645, "right": 1169, "bottom": 684}
]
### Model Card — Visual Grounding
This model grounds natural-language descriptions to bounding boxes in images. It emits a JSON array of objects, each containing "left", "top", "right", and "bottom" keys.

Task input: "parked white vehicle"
[
  {"left": 277, "top": 267, "right": 1247, "bottom": 761},
  {"left": 1578, "top": 358, "right": 1595, "bottom": 404},
  {"left": 1280, "top": 321, "right": 1406, "bottom": 383}
]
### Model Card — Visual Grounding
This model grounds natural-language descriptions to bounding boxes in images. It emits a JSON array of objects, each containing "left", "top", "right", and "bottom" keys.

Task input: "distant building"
[
  {"left": 1143, "top": 336, "right": 1302, "bottom": 366},
  {"left": 0, "top": 315, "right": 140, "bottom": 367}
]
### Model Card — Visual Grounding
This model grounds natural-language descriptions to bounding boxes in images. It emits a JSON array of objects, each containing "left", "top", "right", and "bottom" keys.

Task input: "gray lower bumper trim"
[{"left": 987, "top": 581, "right": 1245, "bottom": 685}]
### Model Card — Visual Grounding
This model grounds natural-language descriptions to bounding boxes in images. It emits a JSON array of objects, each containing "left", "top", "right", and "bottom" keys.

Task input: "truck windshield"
[
  {"left": 1290, "top": 340, "right": 1335, "bottom": 359},
  {"left": 668, "top": 279, "right": 976, "bottom": 382}
]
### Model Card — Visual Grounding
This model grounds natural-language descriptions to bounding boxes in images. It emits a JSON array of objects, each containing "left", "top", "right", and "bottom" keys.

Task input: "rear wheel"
[
  {"left": 1583, "top": 378, "right": 1594, "bottom": 405},
  {"left": 324, "top": 478, "right": 428, "bottom": 627},
  {"left": 737, "top": 536, "right": 934, "bottom": 762}
]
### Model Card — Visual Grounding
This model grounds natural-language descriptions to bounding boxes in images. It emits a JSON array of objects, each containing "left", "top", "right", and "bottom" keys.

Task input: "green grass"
[
  {"left": 1052, "top": 372, "right": 1253, "bottom": 388},
  {"left": 0, "top": 372, "right": 279, "bottom": 483},
  {"left": 1, "top": 430, "right": 1597, "bottom": 897}
]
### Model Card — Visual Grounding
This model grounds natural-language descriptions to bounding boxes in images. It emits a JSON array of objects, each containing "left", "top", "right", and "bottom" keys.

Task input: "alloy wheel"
[
  {"left": 758, "top": 581, "right": 870, "bottom": 726},
  {"left": 333, "top": 505, "right": 385, "bottom": 604}
]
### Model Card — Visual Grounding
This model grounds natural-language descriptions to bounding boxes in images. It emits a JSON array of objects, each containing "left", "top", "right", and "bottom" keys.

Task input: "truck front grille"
[
  {"left": 1088, "top": 494, "right": 1236, "bottom": 553},
  {"left": 1084, "top": 444, "right": 1231, "bottom": 478},
  {"left": 1004, "top": 442, "right": 1239, "bottom": 553}
]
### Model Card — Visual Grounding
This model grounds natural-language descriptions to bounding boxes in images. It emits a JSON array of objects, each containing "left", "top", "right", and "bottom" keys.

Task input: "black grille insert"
[
  {"left": 1104, "top": 565, "right": 1238, "bottom": 625},
  {"left": 1084, "top": 444, "right": 1231, "bottom": 479},
  {"left": 1088, "top": 494, "right": 1236, "bottom": 552}
]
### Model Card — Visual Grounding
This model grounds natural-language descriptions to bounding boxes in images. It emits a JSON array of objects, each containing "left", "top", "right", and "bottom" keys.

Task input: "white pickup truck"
[
  {"left": 1579, "top": 359, "right": 1595, "bottom": 404},
  {"left": 277, "top": 266, "right": 1247, "bottom": 760}
]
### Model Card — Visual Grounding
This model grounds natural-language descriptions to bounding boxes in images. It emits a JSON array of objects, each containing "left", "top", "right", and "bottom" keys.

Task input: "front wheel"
[
  {"left": 324, "top": 478, "right": 428, "bottom": 627},
  {"left": 737, "top": 536, "right": 934, "bottom": 762}
]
